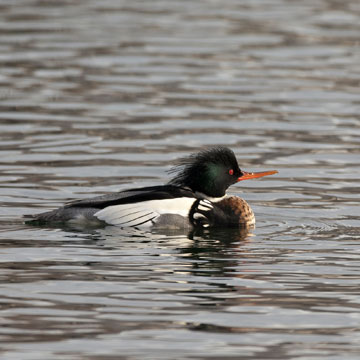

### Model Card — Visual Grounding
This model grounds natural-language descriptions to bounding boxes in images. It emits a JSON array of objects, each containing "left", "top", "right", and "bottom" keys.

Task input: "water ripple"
[{"left": 0, "top": 0, "right": 360, "bottom": 359}]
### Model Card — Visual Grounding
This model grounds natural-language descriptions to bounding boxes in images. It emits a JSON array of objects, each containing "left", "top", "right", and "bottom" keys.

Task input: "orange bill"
[{"left": 237, "top": 170, "right": 278, "bottom": 182}]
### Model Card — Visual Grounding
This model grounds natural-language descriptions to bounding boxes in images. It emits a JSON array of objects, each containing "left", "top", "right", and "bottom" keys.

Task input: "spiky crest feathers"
[{"left": 168, "top": 147, "right": 241, "bottom": 196}]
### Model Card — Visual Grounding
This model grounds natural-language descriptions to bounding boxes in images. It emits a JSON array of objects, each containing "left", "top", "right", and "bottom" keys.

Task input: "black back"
[{"left": 65, "top": 185, "right": 195, "bottom": 210}]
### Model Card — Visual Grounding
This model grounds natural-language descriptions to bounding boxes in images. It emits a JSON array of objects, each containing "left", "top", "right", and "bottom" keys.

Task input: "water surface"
[{"left": 0, "top": 0, "right": 360, "bottom": 359}]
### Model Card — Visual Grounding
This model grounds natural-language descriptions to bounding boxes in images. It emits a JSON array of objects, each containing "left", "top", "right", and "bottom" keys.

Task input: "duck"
[{"left": 25, "top": 146, "right": 277, "bottom": 229}]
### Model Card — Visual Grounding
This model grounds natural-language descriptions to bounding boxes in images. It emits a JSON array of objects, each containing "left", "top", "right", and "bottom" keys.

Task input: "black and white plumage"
[
  {"left": 28, "top": 185, "right": 197, "bottom": 228},
  {"left": 25, "top": 147, "right": 277, "bottom": 229}
]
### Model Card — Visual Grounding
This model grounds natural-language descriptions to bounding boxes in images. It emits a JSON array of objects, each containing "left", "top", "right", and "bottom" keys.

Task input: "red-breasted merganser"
[{"left": 25, "top": 147, "right": 277, "bottom": 229}]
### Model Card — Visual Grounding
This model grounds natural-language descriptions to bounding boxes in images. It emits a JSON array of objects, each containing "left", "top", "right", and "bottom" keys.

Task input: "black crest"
[{"left": 168, "top": 146, "right": 241, "bottom": 197}]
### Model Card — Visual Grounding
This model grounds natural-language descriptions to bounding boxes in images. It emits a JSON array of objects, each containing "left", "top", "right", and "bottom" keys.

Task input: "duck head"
[{"left": 169, "top": 146, "right": 277, "bottom": 198}]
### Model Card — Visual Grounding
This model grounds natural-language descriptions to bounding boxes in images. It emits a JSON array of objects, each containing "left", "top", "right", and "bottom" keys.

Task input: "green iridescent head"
[{"left": 168, "top": 146, "right": 242, "bottom": 197}]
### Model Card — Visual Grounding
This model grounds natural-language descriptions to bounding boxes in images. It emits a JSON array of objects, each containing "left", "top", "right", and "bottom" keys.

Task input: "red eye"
[{"left": 229, "top": 169, "right": 234, "bottom": 175}]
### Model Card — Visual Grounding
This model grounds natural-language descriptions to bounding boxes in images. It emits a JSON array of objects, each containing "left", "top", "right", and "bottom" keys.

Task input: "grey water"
[{"left": 0, "top": 0, "right": 360, "bottom": 359}]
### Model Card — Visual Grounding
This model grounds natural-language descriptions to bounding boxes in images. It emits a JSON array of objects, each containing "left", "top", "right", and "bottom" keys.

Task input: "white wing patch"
[{"left": 94, "top": 198, "right": 195, "bottom": 228}]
